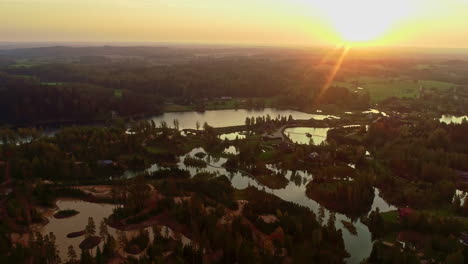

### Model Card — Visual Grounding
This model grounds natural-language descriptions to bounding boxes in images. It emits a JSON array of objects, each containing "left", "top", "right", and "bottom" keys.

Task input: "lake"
[
  {"left": 147, "top": 108, "right": 338, "bottom": 130},
  {"left": 11, "top": 108, "right": 337, "bottom": 145}
]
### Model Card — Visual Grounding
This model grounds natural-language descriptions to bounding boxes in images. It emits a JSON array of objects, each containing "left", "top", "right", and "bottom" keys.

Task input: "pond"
[
  {"left": 219, "top": 131, "right": 246, "bottom": 141},
  {"left": 147, "top": 108, "right": 339, "bottom": 130},
  {"left": 125, "top": 147, "right": 396, "bottom": 264},
  {"left": 454, "top": 190, "right": 467, "bottom": 206},
  {"left": 363, "top": 109, "right": 387, "bottom": 117},
  {"left": 223, "top": 145, "right": 239, "bottom": 155},
  {"left": 40, "top": 200, "right": 115, "bottom": 260},
  {"left": 39, "top": 199, "right": 191, "bottom": 261},
  {"left": 284, "top": 127, "right": 330, "bottom": 145},
  {"left": 439, "top": 115, "right": 468, "bottom": 124}
]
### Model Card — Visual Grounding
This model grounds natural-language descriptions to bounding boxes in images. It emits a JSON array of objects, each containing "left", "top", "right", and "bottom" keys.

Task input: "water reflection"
[
  {"left": 223, "top": 146, "right": 239, "bottom": 155},
  {"left": 12, "top": 108, "right": 337, "bottom": 144},
  {"left": 124, "top": 147, "right": 396, "bottom": 263},
  {"left": 40, "top": 200, "right": 115, "bottom": 260},
  {"left": 439, "top": 115, "right": 468, "bottom": 124},
  {"left": 219, "top": 132, "right": 246, "bottom": 141},
  {"left": 40, "top": 200, "right": 191, "bottom": 261},
  {"left": 363, "top": 109, "right": 387, "bottom": 117},
  {"left": 284, "top": 127, "right": 329, "bottom": 145},
  {"left": 454, "top": 190, "right": 467, "bottom": 206},
  {"left": 148, "top": 108, "right": 338, "bottom": 130}
]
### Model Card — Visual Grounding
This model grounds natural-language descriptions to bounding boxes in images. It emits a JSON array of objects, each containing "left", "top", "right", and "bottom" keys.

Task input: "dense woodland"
[{"left": 3, "top": 46, "right": 468, "bottom": 124}]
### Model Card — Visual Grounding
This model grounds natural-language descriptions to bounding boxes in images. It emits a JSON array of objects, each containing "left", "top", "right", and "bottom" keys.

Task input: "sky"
[{"left": 1, "top": 0, "right": 468, "bottom": 48}]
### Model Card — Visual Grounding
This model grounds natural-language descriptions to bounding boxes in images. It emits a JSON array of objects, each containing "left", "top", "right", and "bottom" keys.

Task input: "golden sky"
[{"left": 1, "top": 0, "right": 468, "bottom": 48}]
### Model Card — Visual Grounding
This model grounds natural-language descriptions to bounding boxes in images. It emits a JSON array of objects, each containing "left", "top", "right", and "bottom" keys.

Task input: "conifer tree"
[
  {"left": 67, "top": 245, "right": 77, "bottom": 264},
  {"left": 85, "top": 217, "right": 96, "bottom": 238}
]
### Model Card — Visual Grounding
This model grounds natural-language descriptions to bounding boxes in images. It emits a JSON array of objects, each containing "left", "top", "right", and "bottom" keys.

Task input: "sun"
[
  {"left": 333, "top": 17, "right": 390, "bottom": 43},
  {"left": 312, "top": 0, "right": 414, "bottom": 44}
]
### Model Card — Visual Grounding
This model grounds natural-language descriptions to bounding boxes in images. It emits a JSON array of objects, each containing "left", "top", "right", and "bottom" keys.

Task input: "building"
[
  {"left": 98, "top": 160, "right": 115, "bottom": 166},
  {"left": 110, "top": 111, "right": 118, "bottom": 119},
  {"left": 456, "top": 170, "right": 468, "bottom": 184},
  {"left": 398, "top": 207, "right": 414, "bottom": 219},
  {"left": 397, "top": 231, "right": 425, "bottom": 250},
  {"left": 309, "top": 152, "right": 320, "bottom": 160},
  {"left": 460, "top": 233, "right": 468, "bottom": 246}
]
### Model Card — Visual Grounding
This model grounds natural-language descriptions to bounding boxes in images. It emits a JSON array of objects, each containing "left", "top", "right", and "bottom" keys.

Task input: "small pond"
[
  {"left": 363, "top": 109, "right": 387, "bottom": 117},
  {"left": 219, "top": 131, "right": 246, "bottom": 141},
  {"left": 454, "top": 189, "right": 467, "bottom": 206},
  {"left": 439, "top": 115, "right": 468, "bottom": 124},
  {"left": 40, "top": 200, "right": 191, "bottom": 261},
  {"left": 284, "top": 127, "right": 330, "bottom": 145},
  {"left": 40, "top": 200, "right": 115, "bottom": 260},
  {"left": 223, "top": 146, "right": 239, "bottom": 155}
]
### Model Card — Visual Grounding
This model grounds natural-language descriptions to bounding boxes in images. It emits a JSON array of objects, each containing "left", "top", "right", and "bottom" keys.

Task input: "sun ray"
[
  {"left": 315, "top": 45, "right": 350, "bottom": 103},
  {"left": 315, "top": 44, "right": 344, "bottom": 68},
  {"left": 300, "top": 44, "right": 343, "bottom": 84}
]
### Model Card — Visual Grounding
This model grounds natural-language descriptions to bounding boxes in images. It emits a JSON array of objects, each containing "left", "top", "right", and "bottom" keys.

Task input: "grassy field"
[
  {"left": 42, "top": 82, "right": 64, "bottom": 86},
  {"left": 413, "top": 64, "right": 433, "bottom": 70},
  {"left": 145, "top": 146, "right": 169, "bottom": 155},
  {"left": 381, "top": 209, "right": 468, "bottom": 228},
  {"left": 114, "top": 89, "right": 123, "bottom": 98},
  {"left": 381, "top": 210, "right": 399, "bottom": 224},
  {"left": 418, "top": 80, "right": 455, "bottom": 91},
  {"left": 163, "top": 104, "right": 193, "bottom": 112},
  {"left": 259, "top": 150, "right": 275, "bottom": 161},
  {"left": 333, "top": 76, "right": 455, "bottom": 102},
  {"left": 9, "top": 59, "right": 46, "bottom": 68}
]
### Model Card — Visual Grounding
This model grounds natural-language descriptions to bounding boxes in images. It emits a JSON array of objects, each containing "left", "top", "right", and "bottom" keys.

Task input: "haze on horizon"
[{"left": 1, "top": 0, "right": 468, "bottom": 48}]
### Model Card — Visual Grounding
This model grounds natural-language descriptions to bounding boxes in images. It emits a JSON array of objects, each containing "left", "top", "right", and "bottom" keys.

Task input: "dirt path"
[{"left": 76, "top": 185, "right": 113, "bottom": 199}]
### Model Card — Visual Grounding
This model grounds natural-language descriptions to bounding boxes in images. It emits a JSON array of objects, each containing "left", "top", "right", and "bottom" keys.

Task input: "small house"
[
  {"left": 309, "top": 152, "right": 320, "bottom": 160},
  {"left": 98, "top": 160, "right": 115, "bottom": 166},
  {"left": 456, "top": 170, "right": 468, "bottom": 184},
  {"left": 397, "top": 231, "right": 425, "bottom": 250},
  {"left": 460, "top": 233, "right": 468, "bottom": 246},
  {"left": 398, "top": 207, "right": 414, "bottom": 219},
  {"left": 1, "top": 187, "right": 12, "bottom": 196}
]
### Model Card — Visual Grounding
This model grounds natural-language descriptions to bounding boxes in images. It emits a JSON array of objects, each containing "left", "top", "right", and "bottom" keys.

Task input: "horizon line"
[{"left": 1, "top": 40, "right": 468, "bottom": 51}]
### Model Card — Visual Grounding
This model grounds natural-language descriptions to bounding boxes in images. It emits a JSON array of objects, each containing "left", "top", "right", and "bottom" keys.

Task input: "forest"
[{"left": 4, "top": 46, "right": 468, "bottom": 125}]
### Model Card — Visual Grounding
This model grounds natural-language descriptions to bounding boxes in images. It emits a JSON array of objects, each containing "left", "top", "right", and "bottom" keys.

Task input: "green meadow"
[{"left": 333, "top": 76, "right": 455, "bottom": 102}]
